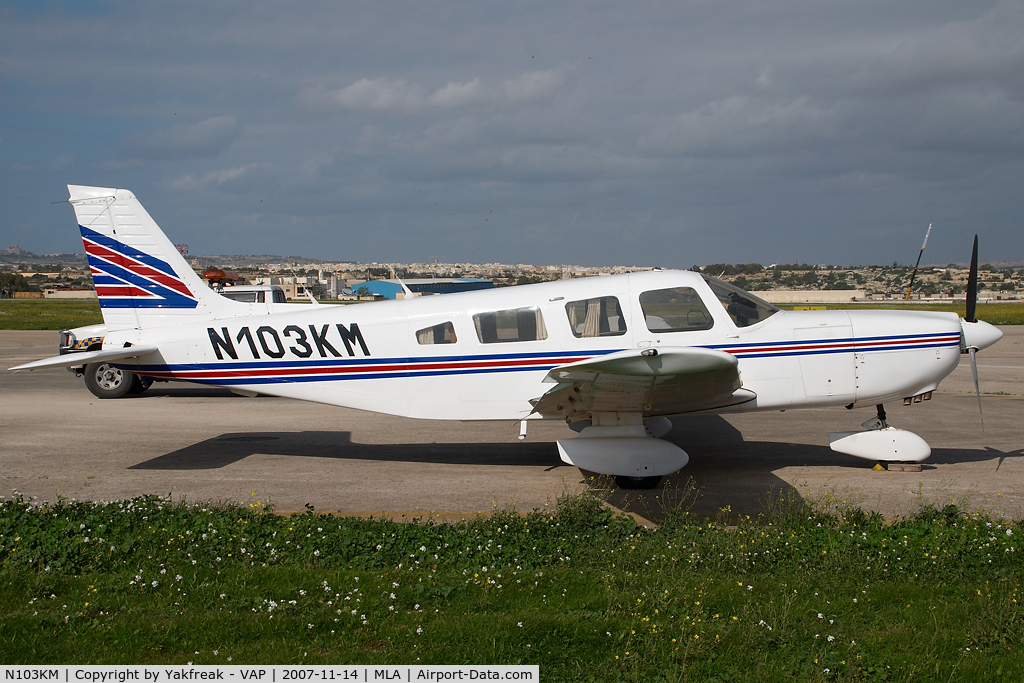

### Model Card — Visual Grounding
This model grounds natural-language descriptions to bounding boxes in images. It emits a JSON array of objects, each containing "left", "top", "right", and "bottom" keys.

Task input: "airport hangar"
[{"left": 359, "top": 278, "right": 494, "bottom": 300}]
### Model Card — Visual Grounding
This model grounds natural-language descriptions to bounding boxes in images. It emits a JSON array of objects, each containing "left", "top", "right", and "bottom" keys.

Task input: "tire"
[
  {"left": 129, "top": 375, "right": 153, "bottom": 394},
  {"left": 614, "top": 475, "right": 662, "bottom": 490},
  {"left": 83, "top": 362, "right": 136, "bottom": 399}
]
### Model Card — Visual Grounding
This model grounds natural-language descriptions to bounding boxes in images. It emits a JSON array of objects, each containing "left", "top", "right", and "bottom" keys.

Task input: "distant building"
[
  {"left": 360, "top": 278, "right": 494, "bottom": 300},
  {"left": 44, "top": 288, "right": 97, "bottom": 300},
  {"left": 327, "top": 272, "right": 347, "bottom": 298}
]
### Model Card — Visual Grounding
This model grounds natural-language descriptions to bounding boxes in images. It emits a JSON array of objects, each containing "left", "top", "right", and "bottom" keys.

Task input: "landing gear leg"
[{"left": 876, "top": 404, "right": 887, "bottom": 429}]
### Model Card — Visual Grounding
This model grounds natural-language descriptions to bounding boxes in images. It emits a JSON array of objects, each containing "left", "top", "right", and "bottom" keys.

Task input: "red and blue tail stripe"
[{"left": 81, "top": 225, "right": 198, "bottom": 309}]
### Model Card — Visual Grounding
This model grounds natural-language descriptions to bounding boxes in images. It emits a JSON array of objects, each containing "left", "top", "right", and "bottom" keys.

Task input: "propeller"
[
  {"left": 959, "top": 235, "right": 1003, "bottom": 427},
  {"left": 969, "top": 346, "right": 983, "bottom": 429},
  {"left": 967, "top": 235, "right": 982, "bottom": 426},
  {"left": 966, "top": 234, "right": 979, "bottom": 323}
]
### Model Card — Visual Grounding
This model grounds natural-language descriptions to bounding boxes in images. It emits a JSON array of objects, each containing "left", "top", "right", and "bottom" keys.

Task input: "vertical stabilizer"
[{"left": 69, "top": 185, "right": 236, "bottom": 331}]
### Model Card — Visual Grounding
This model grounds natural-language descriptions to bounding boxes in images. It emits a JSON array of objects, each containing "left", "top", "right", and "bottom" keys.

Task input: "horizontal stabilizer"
[{"left": 9, "top": 347, "right": 159, "bottom": 372}]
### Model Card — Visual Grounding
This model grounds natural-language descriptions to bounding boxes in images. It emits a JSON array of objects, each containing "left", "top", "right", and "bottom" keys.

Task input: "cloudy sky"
[{"left": 2, "top": 0, "right": 1022, "bottom": 267}]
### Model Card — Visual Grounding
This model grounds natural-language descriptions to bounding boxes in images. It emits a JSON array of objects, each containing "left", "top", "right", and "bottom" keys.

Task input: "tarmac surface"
[{"left": 2, "top": 328, "right": 1022, "bottom": 522}]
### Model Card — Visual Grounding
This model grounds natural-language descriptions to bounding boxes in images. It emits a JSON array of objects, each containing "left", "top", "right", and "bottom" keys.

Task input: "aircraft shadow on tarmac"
[{"left": 129, "top": 414, "right": 1020, "bottom": 518}]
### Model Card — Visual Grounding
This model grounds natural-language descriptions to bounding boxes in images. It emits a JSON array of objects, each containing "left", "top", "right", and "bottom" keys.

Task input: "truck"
[{"left": 60, "top": 284, "right": 296, "bottom": 398}]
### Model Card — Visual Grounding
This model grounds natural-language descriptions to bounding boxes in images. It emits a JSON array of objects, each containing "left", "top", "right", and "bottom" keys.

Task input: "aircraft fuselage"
[{"left": 102, "top": 270, "right": 964, "bottom": 421}]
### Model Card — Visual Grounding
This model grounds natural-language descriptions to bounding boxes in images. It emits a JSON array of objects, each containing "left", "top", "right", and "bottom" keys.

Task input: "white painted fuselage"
[{"left": 102, "top": 270, "right": 966, "bottom": 421}]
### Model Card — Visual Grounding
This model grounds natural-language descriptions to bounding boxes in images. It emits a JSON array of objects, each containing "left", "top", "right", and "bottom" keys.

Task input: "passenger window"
[
  {"left": 272, "top": 290, "right": 287, "bottom": 304},
  {"left": 639, "top": 287, "right": 714, "bottom": 332},
  {"left": 473, "top": 307, "right": 548, "bottom": 343},
  {"left": 702, "top": 275, "right": 779, "bottom": 328},
  {"left": 416, "top": 321, "right": 457, "bottom": 345},
  {"left": 565, "top": 296, "right": 627, "bottom": 338}
]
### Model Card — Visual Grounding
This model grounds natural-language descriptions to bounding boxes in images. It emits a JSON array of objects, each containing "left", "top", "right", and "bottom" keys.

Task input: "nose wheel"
[
  {"left": 828, "top": 402, "right": 931, "bottom": 463},
  {"left": 614, "top": 475, "right": 662, "bottom": 490}
]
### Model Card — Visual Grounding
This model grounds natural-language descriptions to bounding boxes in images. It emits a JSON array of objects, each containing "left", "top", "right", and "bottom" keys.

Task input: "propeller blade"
[
  {"left": 966, "top": 234, "right": 979, "bottom": 323},
  {"left": 969, "top": 347, "right": 984, "bottom": 430}
]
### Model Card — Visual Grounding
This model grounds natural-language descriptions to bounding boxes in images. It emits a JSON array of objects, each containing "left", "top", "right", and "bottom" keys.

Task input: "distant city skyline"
[{"left": 2, "top": 2, "right": 1022, "bottom": 268}]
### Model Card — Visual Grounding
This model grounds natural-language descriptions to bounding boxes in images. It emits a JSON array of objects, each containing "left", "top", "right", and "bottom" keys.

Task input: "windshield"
[{"left": 702, "top": 275, "right": 779, "bottom": 328}]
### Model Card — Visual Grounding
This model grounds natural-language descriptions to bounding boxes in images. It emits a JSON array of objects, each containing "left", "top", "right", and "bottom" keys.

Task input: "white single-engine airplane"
[{"left": 11, "top": 186, "right": 1004, "bottom": 488}]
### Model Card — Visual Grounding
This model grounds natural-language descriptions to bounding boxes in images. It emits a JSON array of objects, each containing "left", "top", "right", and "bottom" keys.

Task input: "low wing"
[
  {"left": 9, "top": 346, "right": 159, "bottom": 372},
  {"left": 531, "top": 346, "right": 754, "bottom": 419}
]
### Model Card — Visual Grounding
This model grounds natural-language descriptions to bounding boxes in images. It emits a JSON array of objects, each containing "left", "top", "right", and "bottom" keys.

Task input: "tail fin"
[{"left": 69, "top": 185, "right": 236, "bottom": 331}]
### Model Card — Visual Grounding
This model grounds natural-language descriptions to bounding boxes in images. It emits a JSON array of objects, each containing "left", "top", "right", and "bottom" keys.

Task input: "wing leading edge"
[{"left": 9, "top": 346, "right": 159, "bottom": 372}]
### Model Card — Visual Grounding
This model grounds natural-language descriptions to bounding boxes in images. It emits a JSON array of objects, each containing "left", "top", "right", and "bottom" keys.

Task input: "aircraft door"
[{"left": 793, "top": 313, "right": 856, "bottom": 403}]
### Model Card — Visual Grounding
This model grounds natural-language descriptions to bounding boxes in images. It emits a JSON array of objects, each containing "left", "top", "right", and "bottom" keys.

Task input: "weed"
[{"left": 1, "top": 493, "right": 1022, "bottom": 678}]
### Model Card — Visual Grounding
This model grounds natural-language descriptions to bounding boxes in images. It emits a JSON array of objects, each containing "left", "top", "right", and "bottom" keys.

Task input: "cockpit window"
[
  {"left": 702, "top": 275, "right": 779, "bottom": 328},
  {"left": 639, "top": 287, "right": 714, "bottom": 332},
  {"left": 565, "top": 296, "right": 627, "bottom": 338},
  {"left": 416, "top": 321, "right": 457, "bottom": 345}
]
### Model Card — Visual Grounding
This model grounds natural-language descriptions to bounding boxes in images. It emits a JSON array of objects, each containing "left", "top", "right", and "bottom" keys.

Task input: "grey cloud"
[
  {"left": 121, "top": 116, "right": 241, "bottom": 161},
  {"left": 637, "top": 96, "right": 837, "bottom": 157},
  {"left": 311, "top": 67, "right": 576, "bottom": 115},
  {"left": 845, "top": 1, "right": 1024, "bottom": 98},
  {"left": 2, "top": 1, "right": 1023, "bottom": 266},
  {"left": 167, "top": 163, "right": 262, "bottom": 192}
]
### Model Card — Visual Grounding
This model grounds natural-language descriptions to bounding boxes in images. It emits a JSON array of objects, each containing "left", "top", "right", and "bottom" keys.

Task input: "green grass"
[
  {"left": 0, "top": 299, "right": 103, "bottom": 330},
  {"left": 778, "top": 301, "right": 1024, "bottom": 325},
  {"left": 1, "top": 493, "right": 1021, "bottom": 679}
]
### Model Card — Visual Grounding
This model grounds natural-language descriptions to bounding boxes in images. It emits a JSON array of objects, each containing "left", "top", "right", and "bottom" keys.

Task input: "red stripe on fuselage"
[{"left": 138, "top": 355, "right": 592, "bottom": 381}]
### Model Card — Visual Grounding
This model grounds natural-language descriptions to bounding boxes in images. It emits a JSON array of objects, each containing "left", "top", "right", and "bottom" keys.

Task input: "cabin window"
[
  {"left": 473, "top": 307, "right": 548, "bottom": 343},
  {"left": 272, "top": 290, "right": 286, "bottom": 304},
  {"left": 416, "top": 321, "right": 457, "bottom": 345},
  {"left": 639, "top": 287, "right": 715, "bottom": 332},
  {"left": 565, "top": 296, "right": 627, "bottom": 338},
  {"left": 702, "top": 275, "right": 779, "bottom": 328}
]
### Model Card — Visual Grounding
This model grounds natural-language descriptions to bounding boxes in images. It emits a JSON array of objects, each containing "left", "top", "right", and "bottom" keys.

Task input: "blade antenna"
[{"left": 904, "top": 224, "right": 932, "bottom": 300}]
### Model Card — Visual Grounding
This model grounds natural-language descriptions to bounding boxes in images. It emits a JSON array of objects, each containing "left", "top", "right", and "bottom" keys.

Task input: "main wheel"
[
  {"left": 83, "top": 362, "right": 135, "bottom": 399},
  {"left": 615, "top": 475, "right": 662, "bottom": 490},
  {"left": 129, "top": 375, "right": 153, "bottom": 394}
]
